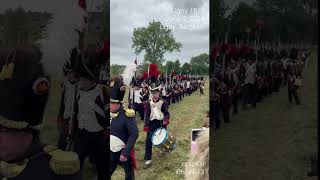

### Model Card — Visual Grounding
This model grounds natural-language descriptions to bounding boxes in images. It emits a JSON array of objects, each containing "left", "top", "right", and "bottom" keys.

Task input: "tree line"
[{"left": 211, "top": 0, "right": 318, "bottom": 44}]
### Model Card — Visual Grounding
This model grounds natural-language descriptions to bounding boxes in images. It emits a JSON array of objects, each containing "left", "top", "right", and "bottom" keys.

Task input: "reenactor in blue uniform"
[{"left": 110, "top": 77, "right": 139, "bottom": 180}]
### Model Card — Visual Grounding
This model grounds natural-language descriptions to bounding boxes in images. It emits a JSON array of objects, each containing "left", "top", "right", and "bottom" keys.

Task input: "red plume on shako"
[
  {"left": 148, "top": 64, "right": 159, "bottom": 78},
  {"left": 148, "top": 64, "right": 161, "bottom": 91},
  {"left": 142, "top": 71, "right": 148, "bottom": 80}
]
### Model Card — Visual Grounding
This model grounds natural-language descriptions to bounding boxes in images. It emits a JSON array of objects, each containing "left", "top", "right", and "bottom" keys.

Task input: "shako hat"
[
  {"left": 0, "top": 45, "right": 50, "bottom": 132},
  {"left": 109, "top": 77, "right": 126, "bottom": 103}
]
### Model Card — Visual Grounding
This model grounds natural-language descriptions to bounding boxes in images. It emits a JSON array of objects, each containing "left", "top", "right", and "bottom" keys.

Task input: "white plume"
[
  {"left": 39, "top": 0, "right": 87, "bottom": 78},
  {"left": 121, "top": 63, "right": 137, "bottom": 86}
]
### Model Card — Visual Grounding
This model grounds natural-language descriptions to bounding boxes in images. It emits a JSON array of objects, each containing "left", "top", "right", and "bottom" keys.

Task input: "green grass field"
[
  {"left": 211, "top": 49, "right": 318, "bottom": 180},
  {"left": 40, "top": 78, "right": 209, "bottom": 180},
  {"left": 111, "top": 84, "right": 209, "bottom": 180}
]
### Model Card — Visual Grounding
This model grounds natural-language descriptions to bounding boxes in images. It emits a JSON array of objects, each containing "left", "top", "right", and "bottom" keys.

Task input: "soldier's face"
[
  {"left": 151, "top": 91, "right": 160, "bottom": 100},
  {"left": 110, "top": 102, "right": 121, "bottom": 113},
  {"left": 0, "top": 128, "right": 33, "bottom": 162}
]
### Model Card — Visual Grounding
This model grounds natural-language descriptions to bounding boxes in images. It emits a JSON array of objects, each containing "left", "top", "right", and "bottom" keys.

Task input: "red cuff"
[
  {"left": 143, "top": 126, "right": 149, "bottom": 132},
  {"left": 130, "top": 150, "right": 137, "bottom": 169},
  {"left": 163, "top": 118, "right": 170, "bottom": 125}
]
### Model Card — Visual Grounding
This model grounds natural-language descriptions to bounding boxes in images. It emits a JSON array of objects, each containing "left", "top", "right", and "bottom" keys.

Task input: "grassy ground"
[
  {"left": 211, "top": 49, "right": 318, "bottom": 180},
  {"left": 112, "top": 84, "right": 209, "bottom": 180}
]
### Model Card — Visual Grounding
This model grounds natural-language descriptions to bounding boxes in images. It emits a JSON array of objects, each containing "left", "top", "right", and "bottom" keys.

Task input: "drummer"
[{"left": 143, "top": 77, "right": 170, "bottom": 169}]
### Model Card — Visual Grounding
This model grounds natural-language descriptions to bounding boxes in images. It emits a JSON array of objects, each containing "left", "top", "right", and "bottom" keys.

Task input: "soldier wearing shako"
[
  {"left": 73, "top": 49, "right": 108, "bottom": 180},
  {"left": 132, "top": 78, "right": 144, "bottom": 121},
  {"left": 0, "top": 45, "right": 81, "bottom": 180},
  {"left": 57, "top": 48, "right": 79, "bottom": 150},
  {"left": 110, "top": 77, "right": 139, "bottom": 180},
  {"left": 228, "top": 58, "right": 240, "bottom": 114},
  {"left": 143, "top": 75, "right": 170, "bottom": 169}
]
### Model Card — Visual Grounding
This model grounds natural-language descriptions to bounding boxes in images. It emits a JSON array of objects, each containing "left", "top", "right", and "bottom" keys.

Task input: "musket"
[{"left": 66, "top": 83, "right": 78, "bottom": 151}]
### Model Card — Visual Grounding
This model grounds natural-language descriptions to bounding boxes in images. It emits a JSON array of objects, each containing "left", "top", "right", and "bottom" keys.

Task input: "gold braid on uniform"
[
  {"left": 110, "top": 108, "right": 135, "bottom": 124},
  {"left": 0, "top": 116, "right": 42, "bottom": 131},
  {"left": 110, "top": 112, "right": 119, "bottom": 124},
  {"left": 123, "top": 108, "right": 135, "bottom": 118},
  {"left": 43, "top": 145, "right": 80, "bottom": 176}
]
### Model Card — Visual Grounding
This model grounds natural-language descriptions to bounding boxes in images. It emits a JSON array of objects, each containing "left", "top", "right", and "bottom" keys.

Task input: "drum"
[{"left": 151, "top": 128, "right": 176, "bottom": 152}]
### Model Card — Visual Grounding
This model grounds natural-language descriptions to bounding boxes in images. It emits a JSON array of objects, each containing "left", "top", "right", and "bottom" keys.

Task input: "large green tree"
[
  {"left": 174, "top": 59, "right": 181, "bottom": 73},
  {"left": 212, "top": 0, "right": 317, "bottom": 45},
  {"left": 164, "top": 60, "right": 175, "bottom": 74},
  {"left": 110, "top": 64, "right": 125, "bottom": 77},
  {"left": 189, "top": 53, "right": 209, "bottom": 75},
  {"left": 181, "top": 62, "right": 191, "bottom": 74},
  {"left": 132, "top": 21, "right": 182, "bottom": 64}
]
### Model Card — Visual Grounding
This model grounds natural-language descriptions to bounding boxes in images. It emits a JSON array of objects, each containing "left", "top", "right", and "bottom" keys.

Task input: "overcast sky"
[
  {"left": 0, "top": 0, "right": 104, "bottom": 13},
  {"left": 110, "top": 0, "right": 209, "bottom": 65}
]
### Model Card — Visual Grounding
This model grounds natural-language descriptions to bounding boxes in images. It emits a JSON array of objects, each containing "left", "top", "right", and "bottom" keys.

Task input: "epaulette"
[
  {"left": 123, "top": 108, "right": 135, "bottom": 118},
  {"left": 43, "top": 145, "right": 80, "bottom": 176}
]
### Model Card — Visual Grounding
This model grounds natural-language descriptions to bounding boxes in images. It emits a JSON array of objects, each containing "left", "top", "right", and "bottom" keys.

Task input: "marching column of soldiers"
[
  {"left": 211, "top": 43, "right": 311, "bottom": 130},
  {"left": 128, "top": 70, "right": 207, "bottom": 120}
]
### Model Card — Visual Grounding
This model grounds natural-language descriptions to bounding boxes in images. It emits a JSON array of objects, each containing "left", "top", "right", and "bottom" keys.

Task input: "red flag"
[{"left": 79, "top": 0, "right": 86, "bottom": 10}]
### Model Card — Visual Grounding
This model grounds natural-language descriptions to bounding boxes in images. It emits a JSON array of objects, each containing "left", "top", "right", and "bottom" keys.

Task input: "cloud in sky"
[{"left": 110, "top": 0, "right": 209, "bottom": 65}]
